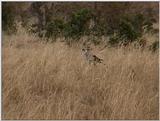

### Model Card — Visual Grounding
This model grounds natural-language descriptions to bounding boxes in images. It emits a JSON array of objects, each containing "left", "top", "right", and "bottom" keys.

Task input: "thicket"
[
  {"left": 2, "top": 3, "right": 159, "bottom": 50},
  {"left": 108, "top": 13, "right": 157, "bottom": 47},
  {"left": 149, "top": 41, "right": 159, "bottom": 52},
  {"left": 2, "top": 3, "right": 17, "bottom": 34}
]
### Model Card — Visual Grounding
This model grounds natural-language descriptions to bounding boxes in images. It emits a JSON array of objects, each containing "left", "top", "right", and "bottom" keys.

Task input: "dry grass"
[{"left": 2, "top": 33, "right": 159, "bottom": 120}]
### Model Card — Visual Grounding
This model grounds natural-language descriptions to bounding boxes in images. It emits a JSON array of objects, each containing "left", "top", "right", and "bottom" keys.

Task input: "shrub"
[
  {"left": 64, "top": 8, "right": 92, "bottom": 40},
  {"left": 45, "top": 19, "right": 64, "bottom": 41},
  {"left": 143, "top": 18, "right": 156, "bottom": 33},
  {"left": 149, "top": 41, "right": 159, "bottom": 52},
  {"left": 108, "top": 13, "right": 156, "bottom": 47},
  {"left": 108, "top": 34, "right": 119, "bottom": 47},
  {"left": 118, "top": 18, "right": 139, "bottom": 42},
  {"left": 91, "top": 22, "right": 106, "bottom": 37},
  {"left": 2, "top": 3, "right": 17, "bottom": 34},
  {"left": 88, "top": 35, "right": 101, "bottom": 45}
]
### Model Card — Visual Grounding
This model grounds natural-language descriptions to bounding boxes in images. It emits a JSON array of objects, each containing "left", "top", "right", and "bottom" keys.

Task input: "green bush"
[
  {"left": 118, "top": 18, "right": 138, "bottom": 42},
  {"left": 108, "top": 34, "right": 119, "bottom": 47},
  {"left": 91, "top": 22, "right": 106, "bottom": 37},
  {"left": 149, "top": 41, "right": 159, "bottom": 52},
  {"left": 88, "top": 35, "right": 101, "bottom": 45},
  {"left": 143, "top": 18, "right": 156, "bottom": 33},
  {"left": 64, "top": 8, "right": 92, "bottom": 40},
  {"left": 29, "top": 8, "right": 93, "bottom": 44},
  {"left": 2, "top": 3, "right": 17, "bottom": 34},
  {"left": 45, "top": 19, "right": 64, "bottom": 40},
  {"left": 108, "top": 13, "right": 156, "bottom": 47}
]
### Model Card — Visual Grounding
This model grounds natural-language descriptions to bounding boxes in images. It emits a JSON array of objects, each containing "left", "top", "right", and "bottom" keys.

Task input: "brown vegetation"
[{"left": 2, "top": 31, "right": 159, "bottom": 119}]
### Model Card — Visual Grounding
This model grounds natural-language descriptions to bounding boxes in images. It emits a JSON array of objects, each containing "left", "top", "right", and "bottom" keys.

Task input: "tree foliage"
[
  {"left": 108, "top": 13, "right": 157, "bottom": 46},
  {"left": 2, "top": 2, "right": 158, "bottom": 49},
  {"left": 149, "top": 41, "right": 159, "bottom": 52},
  {"left": 2, "top": 3, "right": 17, "bottom": 34},
  {"left": 64, "top": 8, "right": 92, "bottom": 40},
  {"left": 45, "top": 19, "right": 64, "bottom": 40}
]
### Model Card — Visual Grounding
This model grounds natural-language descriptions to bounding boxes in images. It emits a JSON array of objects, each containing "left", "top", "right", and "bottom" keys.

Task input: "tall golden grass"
[{"left": 2, "top": 32, "right": 159, "bottom": 120}]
